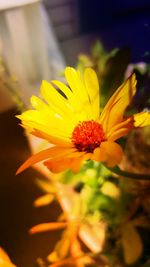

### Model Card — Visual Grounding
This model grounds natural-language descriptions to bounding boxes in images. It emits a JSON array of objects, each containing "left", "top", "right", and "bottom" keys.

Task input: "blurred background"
[{"left": 0, "top": 0, "right": 150, "bottom": 266}]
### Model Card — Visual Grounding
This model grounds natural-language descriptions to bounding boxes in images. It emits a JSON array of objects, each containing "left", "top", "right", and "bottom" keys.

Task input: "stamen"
[{"left": 72, "top": 120, "right": 106, "bottom": 152}]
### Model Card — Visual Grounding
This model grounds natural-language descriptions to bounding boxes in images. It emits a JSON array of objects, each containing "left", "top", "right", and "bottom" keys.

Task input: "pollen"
[{"left": 72, "top": 120, "right": 106, "bottom": 152}]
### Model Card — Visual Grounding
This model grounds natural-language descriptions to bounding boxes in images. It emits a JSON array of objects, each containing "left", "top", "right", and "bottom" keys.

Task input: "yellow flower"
[
  {"left": 16, "top": 67, "right": 150, "bottom": 174},
  {"left": 0, "top": 247, "right": 16, "bottom": 267}
]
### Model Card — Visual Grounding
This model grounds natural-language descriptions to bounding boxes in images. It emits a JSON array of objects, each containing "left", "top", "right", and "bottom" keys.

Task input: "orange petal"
[
  {"left": 100, "top": 74, "right": 136, "bottom": 132},
  {"left": 48, "top": 257, "right": 77, "bottom": 267},
  {"left": 48, "top": 255, "right": 91, "bottom": 267},
  {"left": 101, "top": 141, "right": 123, "bottom": 167},
  {"left": 29, "top": 222, "right": 68, "bottom": 234},
  {"left": 70, "top": 153, "right": 91, "bottom": 173},
  {"left": 91, "top": 146, "right": 107, "bottom": 162},
  {"left": 107, "top": 117, "right": 134, "bottom": 141},
  {"left": 70, "top": 159, "right": 83, "bottom": 173},
  {"left": 44, "top": 158, "right": 73, "bottom": 173},
  {"left": 108, "top": 128, "right": 132, "bottom": 142},
  {"left": 16, "top": 146, "right": 76, "bottom": 175},
  {"left": 92, "top": 142, "right": 123, "bottom": 167},
  {"left": 70, "top": 237, "right": 83, "bottom": 258},
  {"left": 33, "top": 194, "right": 55, "bottom": 207},
  {"left": 44, "top": 153, "right": 91, "bottom": 173},
  {"left": 66, "top": 151, "right": 86, "bottom": 159}
]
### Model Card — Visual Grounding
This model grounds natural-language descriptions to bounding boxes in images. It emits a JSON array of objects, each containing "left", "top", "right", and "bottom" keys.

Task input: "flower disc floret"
[{"left": 72, "top": 120, "right": 106, "bottom": 152}]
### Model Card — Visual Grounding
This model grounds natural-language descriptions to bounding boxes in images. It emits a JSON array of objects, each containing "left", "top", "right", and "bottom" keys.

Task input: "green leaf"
[
  {"left": 88, "top": 191, "right": 113, "bottom": 212},
  {"left": 91, "top": 41, "right": 106, "bottom": 59},
  {"left": 82, "top": 168, "right": 98, "bottom": 187},
  {"left": 142, "top": 260, "right": 150, "bottom": 267}
]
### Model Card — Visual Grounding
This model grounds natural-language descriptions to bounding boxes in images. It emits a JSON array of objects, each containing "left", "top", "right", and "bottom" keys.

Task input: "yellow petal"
[
  {"left": 41, "top": 79, "right": 87, "bottom": 123},
  {"left": 100, "top": 74, "right": 136, "bottom": 132},
  {"left": 32, "top": 129, "right": 72, "bottom": 147},
  {"left": 65, "top": 67, "right": 92, "bottom": 119},
  {"left": 31, "top": 96, "right": 75, "bottom": 131},
  {"left": 30, "top": 95, "right": 52, "bottom": 112},
  {"left": 17, "top": 109, "right": 60, "bottom": 127},
  {"left": 65, "top": 67, "right": 87, "bottom": 101},
  {"left": 51, "top": 79, "right": 87, "bottom": 122},
  {"left": 30, "top": 95, "right": 73, "bottom": 127},
  {"left": 40, "top": 80, "right": 70, "bottom": 116},
  {"left": 51, "top": 80, "right": 73, "bottom": 100},
  {"left": 84, "top": 68, "right": 100, "bottom": 120},
  {"left": 134, "top": 111, "right": 150, "bottom": 127},
  {"left": 31, "top": 95, "right": 75, "bottom": 134},
  {"left": 21, "top": 120, "right": 71, "bottom": 142},
  {"left": 18, "top": 108, "right": 74, "bottom": 141}
]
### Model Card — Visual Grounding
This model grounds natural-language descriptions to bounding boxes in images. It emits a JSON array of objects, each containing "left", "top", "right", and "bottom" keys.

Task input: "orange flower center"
[{"left": 72, "top": 120, "right": 106, "bottom": 152}]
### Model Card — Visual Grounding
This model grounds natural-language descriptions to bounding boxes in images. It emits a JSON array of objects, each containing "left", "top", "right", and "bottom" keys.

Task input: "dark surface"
[{"left": 0, "top": 108, "right": 60, "bottom": 267}]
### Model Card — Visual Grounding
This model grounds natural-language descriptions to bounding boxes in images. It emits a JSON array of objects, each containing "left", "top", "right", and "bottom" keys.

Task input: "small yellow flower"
[
  {"left": 16, "top": 67, "right": 150, "bottom": 174},
  {"left": 0, "top": 247, "right": 16, "bottom": 267}
]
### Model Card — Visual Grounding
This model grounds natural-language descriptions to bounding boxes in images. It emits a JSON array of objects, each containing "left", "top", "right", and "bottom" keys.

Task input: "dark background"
[
  {"left": 0, "top": 109, "right": 61, "bottom": 267},
  {"left": 78, "top": 0, "right": 150, "bottom": 62}
]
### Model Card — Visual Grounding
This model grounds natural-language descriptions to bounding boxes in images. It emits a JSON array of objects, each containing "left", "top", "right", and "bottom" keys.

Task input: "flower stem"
[{"left": 107, "top": 166, "right": 150, "bottom": 180}]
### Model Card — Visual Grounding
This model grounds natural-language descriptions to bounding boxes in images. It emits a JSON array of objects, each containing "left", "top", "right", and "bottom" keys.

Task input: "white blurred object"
[
  {"left": 0, "top": 0, "right": 65, "bottom": 108},
  {"left": 0, "top": 0, "right": 39, "bottom": 10},
  {"left": 125, "top": 62, "right": 147, "bottom": 78}
]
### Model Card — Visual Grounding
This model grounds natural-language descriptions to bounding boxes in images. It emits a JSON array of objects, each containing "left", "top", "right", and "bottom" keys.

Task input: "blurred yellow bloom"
[
  {"left": 16, "top": 67, "right": 150, "bottom": 174},
  {"left": 100, "top": 181, "right": 121, "bottom": 199},
  {"left": 0, "top": 247, "right": 16, "bottom": 267}
]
